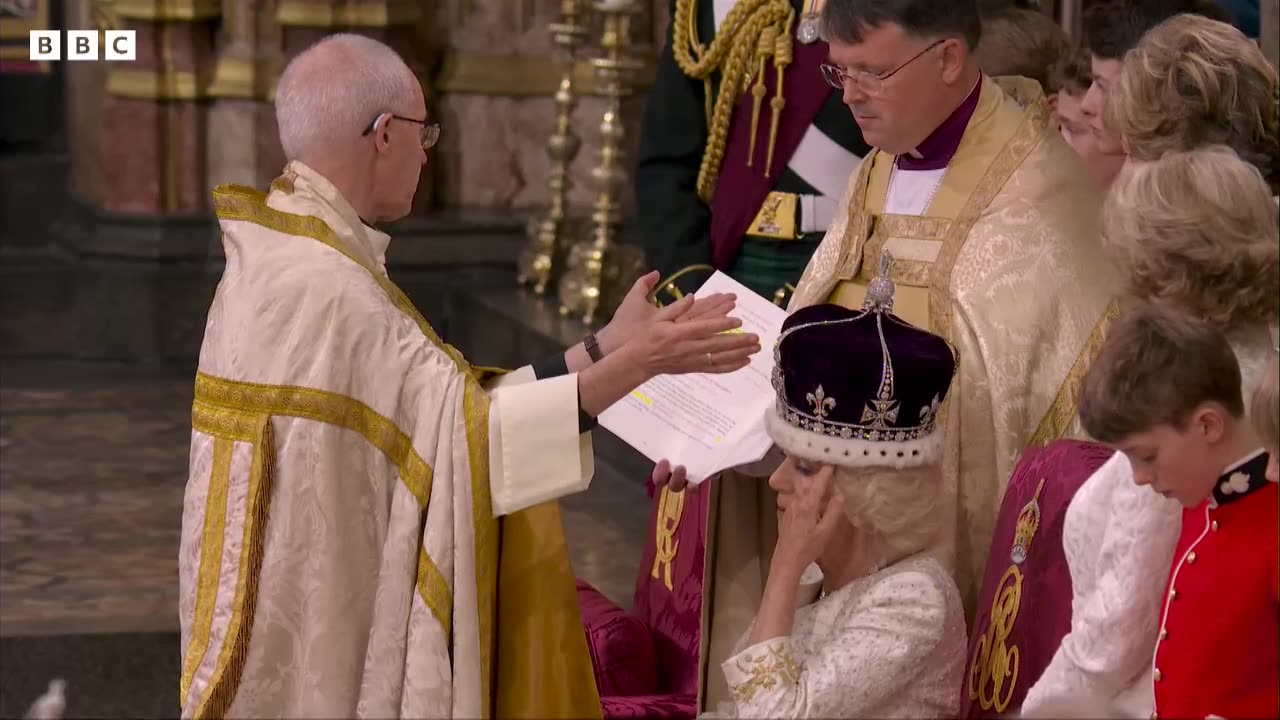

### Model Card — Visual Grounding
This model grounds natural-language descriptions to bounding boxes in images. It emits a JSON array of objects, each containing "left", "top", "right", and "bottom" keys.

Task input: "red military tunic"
[{"left": 1151, "top": 449, "right": 1279, "bottom": 719}]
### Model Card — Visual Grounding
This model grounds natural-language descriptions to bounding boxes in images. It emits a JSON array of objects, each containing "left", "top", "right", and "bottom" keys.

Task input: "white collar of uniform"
[{"left": 279, "top": 160, "right": 393, "bottom": 273}]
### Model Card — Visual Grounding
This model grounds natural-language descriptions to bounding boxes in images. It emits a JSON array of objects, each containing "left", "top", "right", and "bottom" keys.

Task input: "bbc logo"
[{"left": 29, "top": 30, "right": 137, "bottom": 61}]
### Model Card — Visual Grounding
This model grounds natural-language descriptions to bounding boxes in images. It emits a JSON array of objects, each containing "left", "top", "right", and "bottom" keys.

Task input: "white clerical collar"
[{"left": 282, "top": 161, "right": 393, "bottom": 271}]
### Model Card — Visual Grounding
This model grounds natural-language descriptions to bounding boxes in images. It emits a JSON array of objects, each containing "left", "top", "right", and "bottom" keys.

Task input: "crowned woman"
[{"left": 705, "top": 253, "right": 967, "bottom": 718}]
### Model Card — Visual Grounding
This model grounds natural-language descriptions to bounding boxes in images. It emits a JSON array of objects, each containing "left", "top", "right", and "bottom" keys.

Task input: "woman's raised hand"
[{"left": 774, "top": 464, "right": 845, "bottom": 571}]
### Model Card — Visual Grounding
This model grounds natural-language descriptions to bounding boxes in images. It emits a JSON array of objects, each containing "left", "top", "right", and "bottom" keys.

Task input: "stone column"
[
  {"left": 205, "top": 0, "right": 285, "bottom": 190},
  {"left": 64, "top": 0, "right": 109, "bottom": 206},
  {"left": 1261, "top": 0, "right": 1278, "bottom": 68},
  {"left": 99, "top": 0, "right": 221, "bottom": 215},
  {"left": 427, "top": 0, "right": 658, "bottom": 213}
]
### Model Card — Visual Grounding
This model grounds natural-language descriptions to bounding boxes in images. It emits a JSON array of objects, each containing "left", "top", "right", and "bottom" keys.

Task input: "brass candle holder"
[
  {"left": 517, "top": 0, "right": 592, "bottom": 294},
  {"left": 558, "top": 0, "right": 646, "bottom": 325}
]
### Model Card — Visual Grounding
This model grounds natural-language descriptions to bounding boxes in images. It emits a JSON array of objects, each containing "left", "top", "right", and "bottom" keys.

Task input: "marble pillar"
[
  {"left": 63, "top": 0, "right": 109, "bottom": 206},
  {"left": 205, "top": 0, "right": 285, "bottom": 190},
  {"left": 98, "top": 1, "right": 220, "bottom": 215},
  {"left": 428, "top": 0, "right": 660, "bottom": 213}
]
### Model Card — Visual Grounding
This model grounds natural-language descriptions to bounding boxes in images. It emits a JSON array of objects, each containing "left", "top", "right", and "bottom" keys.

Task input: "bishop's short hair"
[
  {"left": 820, "top": 0, "right": 983, "bottom": 50},
  {"left": 1079, "top": 302, "right": 1244, "bottom": 444}
]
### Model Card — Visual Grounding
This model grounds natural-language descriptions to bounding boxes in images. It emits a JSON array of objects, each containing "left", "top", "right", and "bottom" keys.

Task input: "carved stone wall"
[
  {"left": 428, "top": 0, "right": 661, "bottom": 213},
  {"left": 59, "top": 0, "right": 663, "bottom": 220}
]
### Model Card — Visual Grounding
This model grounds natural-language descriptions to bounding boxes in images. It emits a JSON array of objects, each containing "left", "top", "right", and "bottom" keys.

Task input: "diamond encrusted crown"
[{"left": 766, "top": 250, "right": 958, "bottom": 465}]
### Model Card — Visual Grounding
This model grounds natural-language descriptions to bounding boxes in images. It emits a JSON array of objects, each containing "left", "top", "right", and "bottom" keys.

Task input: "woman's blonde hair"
[
  {"left": 1104, "top": 14, "right": 1279, "bottom": 191},
  {"left": 834, "top": 464, "right": 941, "bottom": 565},
  {"left": 1251, "top": 357, "right": 1279, "bottom": 452},
  {"left": 1101, "top": 145, "right": 1280, "bottom": 331}
]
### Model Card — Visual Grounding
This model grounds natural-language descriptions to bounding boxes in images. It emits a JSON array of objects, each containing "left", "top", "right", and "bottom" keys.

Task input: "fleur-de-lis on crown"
[
  {"left": 919, "top": 394, "right": 942, "bottom": 428},
  {"left": 806, "top": 385, "right": 835, "bottom": 419}
]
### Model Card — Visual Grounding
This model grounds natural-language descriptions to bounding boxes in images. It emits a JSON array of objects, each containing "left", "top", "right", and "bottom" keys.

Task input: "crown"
[
  {"left": 1010, "top": 478, "right": 1046, "bottom": 565},
  {"left": 765, "top": 249, "right": 958, "bottom": 468}
]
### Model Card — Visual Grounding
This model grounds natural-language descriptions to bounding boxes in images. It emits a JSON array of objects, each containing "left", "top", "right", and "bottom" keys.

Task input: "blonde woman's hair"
[
  {"left": 834, "top": 464, "right": 941, "bottom": 565},
  {"left": 1251, "top": 357, "right": 1279, "bottom": 452},
  {"left": 1101, "top": 145, "right": 1280, "bottom": 331},
  {"left": 1104, "top": 14, "right": 1279, "bottom": 191}
]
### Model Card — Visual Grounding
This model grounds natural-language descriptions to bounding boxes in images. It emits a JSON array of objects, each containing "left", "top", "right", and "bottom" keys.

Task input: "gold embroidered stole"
[{"left": 822, "top": 76, "right": 1036, "bottom": 334}]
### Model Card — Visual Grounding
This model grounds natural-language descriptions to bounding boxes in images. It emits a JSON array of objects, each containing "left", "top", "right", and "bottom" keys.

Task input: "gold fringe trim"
[
  {"left": 670, "top": 0, "right": 795, "bottom": 202},
  {"left": 191, "top": 374, "right": 453, "bottom": 642},
  {"left": 180, "top": 435, "right": 233, "bottom": 705},
  {"left": 208, "top": 182, "right": 511, "bottom": 714},
  {"left": 193, "top": 414, "right": 275, "bottom": 720},
  {"left": 1028, "top": 300, "right": 1121, "bottom": 446},
  {"left": 464, "top": 381, "right": 497, "bottom": 716},
  {"left": 194, "top": 375, "right": 433, "bottom": 506}
]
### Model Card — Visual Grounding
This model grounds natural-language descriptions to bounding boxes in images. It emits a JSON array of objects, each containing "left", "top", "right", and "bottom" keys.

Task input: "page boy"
[{"left": 1077, "top": 302, "right": 1279, "bottom": 719}]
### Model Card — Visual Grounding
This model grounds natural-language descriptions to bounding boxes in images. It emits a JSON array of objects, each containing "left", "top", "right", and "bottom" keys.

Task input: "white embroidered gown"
[
  {"left": 705, "top": 553, "right": 966, "bottom": 719},
  {"left": 1023, "top": 328, "right": 1275, "bottom": 717}
]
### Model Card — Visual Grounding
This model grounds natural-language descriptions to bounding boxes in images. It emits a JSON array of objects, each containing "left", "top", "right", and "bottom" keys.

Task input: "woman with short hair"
[{"left": 1104, "top": 13, "right": 1278, "bottom": 192}]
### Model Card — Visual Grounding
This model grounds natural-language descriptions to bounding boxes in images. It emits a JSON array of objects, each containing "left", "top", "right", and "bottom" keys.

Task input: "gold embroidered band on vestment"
[{"left": 206, "top": 185, "right": 500, "bottom": 716}]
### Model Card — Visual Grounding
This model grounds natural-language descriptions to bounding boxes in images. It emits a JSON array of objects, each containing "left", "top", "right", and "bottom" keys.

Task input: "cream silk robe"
[
  {"left": 696, "top": 77, "right": 1118, "bottom": 711},
  {"left": 178, "top": 162, "right": 600, "bottom": 719}
]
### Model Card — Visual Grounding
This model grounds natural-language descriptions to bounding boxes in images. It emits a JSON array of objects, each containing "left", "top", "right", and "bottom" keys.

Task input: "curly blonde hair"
[
  {"left": 834, "top": 464, "right": 941, "bottom": 565},
  {"left": 1104, "top": 14, "right": 1279, "bottom": 191},
  {"left": 1101, "top": 145, "right": 1280, "bottom": 331}
]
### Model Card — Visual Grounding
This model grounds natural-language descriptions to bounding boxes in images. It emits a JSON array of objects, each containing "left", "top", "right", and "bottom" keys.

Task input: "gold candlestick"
[
  {"left": 558, "top": 0, "right": 645, "bottom": 325},
  {"left": 517, "top": 0, "right": 591, "bottom": 294}
]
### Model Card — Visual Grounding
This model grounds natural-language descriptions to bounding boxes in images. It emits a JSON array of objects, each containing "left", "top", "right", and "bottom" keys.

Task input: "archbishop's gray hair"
[{"left": 274, "top": 33, "right": 417, "bottom": 162}]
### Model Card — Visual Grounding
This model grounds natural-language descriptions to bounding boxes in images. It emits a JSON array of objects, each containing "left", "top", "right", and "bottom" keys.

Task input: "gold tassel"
[
  {"left": 194, "top": 415, "right": 276, "bottom": 720},
  {"left": 746, "top": 25, "right": 777, "bottom": 167},
  {"left": 764, "top": 13, "right": 793, "bottom": 177}
]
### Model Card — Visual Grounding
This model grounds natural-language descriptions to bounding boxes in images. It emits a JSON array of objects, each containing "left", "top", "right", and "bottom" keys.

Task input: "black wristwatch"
[{"left": 584, "top": 332, "right": 604, "bottom": 363}]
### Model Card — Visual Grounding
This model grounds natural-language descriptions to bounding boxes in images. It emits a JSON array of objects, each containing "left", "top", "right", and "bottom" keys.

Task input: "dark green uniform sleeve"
[{"left": 634, "top": 1, "right": 712, "bottom": 281}]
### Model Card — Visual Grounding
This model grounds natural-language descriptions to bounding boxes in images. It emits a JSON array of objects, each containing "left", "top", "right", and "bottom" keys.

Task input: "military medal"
[{"left": 796, "top": 0, "right": 820, "bottom": 43}]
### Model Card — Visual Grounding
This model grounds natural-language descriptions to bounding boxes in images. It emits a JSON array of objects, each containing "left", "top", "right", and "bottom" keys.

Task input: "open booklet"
[{"left": 598, "top": 271, "right": 786, "bottom": 486}]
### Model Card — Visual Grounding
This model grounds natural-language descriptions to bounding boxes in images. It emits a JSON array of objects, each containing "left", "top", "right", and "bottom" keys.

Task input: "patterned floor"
[{"left": 0, "top": 362, "right": 648, "bottom": 640}]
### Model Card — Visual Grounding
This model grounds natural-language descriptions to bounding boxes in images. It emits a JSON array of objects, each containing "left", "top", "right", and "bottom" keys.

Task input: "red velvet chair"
[
  {"left": 959, "top": 439, "right": 1115, "bottom": 718},
  {"left": 576, "top": 478, "right": 709, "bottom": 719}
]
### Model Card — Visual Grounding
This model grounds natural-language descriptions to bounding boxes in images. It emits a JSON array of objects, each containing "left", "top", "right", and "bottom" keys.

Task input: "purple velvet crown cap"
[{"left": 767, "top": 250, "right": 958, "bottom": 468}]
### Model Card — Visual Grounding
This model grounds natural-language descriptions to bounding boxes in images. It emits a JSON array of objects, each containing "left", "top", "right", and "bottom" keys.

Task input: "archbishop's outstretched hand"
[{"left": 625, "top": 292, "right": 761, "bottom": 376}]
